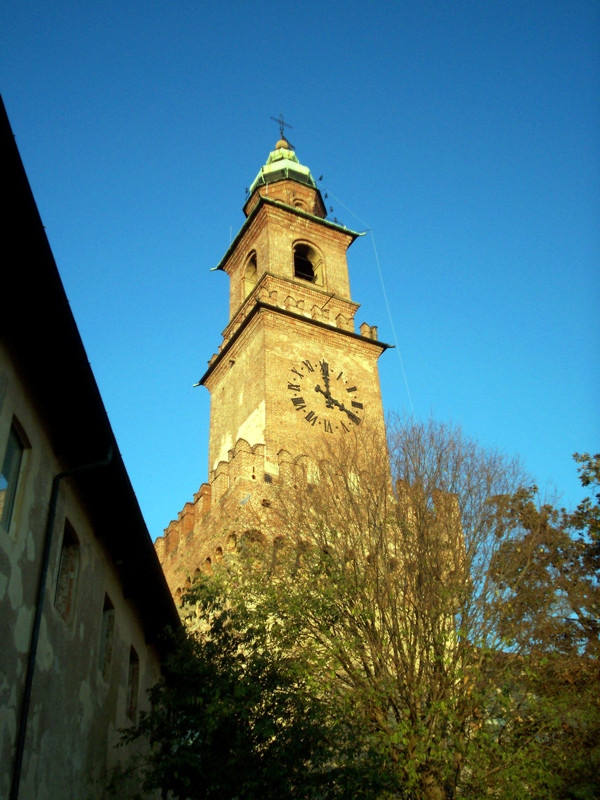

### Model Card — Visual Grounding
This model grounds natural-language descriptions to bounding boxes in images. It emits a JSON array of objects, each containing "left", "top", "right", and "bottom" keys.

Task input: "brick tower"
[{"left": 155, "top": 139, "right": 390, "bottom": 596}]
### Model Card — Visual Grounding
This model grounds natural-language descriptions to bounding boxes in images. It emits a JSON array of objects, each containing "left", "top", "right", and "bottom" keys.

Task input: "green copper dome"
[{"left": 248, "top": 140, "right": 317, "bottom": 195}]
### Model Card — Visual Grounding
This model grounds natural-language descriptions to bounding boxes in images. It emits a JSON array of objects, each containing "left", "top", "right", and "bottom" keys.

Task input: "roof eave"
[
  {"left": 214, "top": 196, "right": 363, "bottom": 273},
  {"left": 197, "top": 301, "right": 391, "bottom": 386}
]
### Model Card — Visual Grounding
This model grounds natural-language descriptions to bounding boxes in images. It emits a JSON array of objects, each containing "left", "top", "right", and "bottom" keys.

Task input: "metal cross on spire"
[{"left": 270, "top": 112, "right": 293, "bottom": 139}]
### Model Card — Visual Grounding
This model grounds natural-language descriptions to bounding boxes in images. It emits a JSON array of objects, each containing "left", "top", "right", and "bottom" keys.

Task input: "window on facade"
[
  {"left": 98, "top": 594, "right": 115, "bottom": 681},
  {"left": 54, "top": 521, "right": 80, "bottom": 623},
  {"left": 244, "top": 252, "right": 258, "bottom": 299},
  {"left": 126, "top": 646, "right": 140, "bottom": 722},
  {"left": 0, "top": 421, "right": 27, "bottom": 532},
  {"left": 293, "top": 244, "right": 316, "bottom": 282}
]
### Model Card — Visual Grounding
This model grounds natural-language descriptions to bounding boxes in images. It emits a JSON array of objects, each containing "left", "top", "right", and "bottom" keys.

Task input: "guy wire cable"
[{"left": 325, "top": 188, "right": 415, "bottom": 415}]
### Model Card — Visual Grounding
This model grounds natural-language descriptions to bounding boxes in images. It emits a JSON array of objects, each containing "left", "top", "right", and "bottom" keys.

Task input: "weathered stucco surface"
[{"left": 0, "top": 348, "right": 162, "bottom": 799}]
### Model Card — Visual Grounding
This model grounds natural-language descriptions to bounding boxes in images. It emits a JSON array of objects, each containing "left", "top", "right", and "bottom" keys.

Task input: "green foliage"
[
  {"left": 123, "top": 427, "right": 600, "bottom": 800},
  {"left": 121, "top": 571, "right": 397, "bottom": 800},
  {"left": 569, "top": 453, "right": 600, "bottom": 567},
  {"left": 483, "top": 456, "right": 600, "bottom": 799}
]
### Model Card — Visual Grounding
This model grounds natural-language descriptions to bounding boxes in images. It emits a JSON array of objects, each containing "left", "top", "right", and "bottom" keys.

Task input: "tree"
[
  {"left": 119, "top": 573, "right": 395, "bottom": 800},
  {"left": 487, "top": 454, "right": 600, "bottom": 799},
  {"left": 124, "top": 423, "right": 599, "bottom": 799},
  {"left": 569, "top": 452, "right": 600, "bottom": 566},
  {"left": 252, "top": 420, "right": 599, "bottom": 798}
]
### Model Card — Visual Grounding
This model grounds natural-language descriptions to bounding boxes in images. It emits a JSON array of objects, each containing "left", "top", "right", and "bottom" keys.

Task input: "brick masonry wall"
[{"left": 156, "top": 172, "right": 389, "bottom": 597}]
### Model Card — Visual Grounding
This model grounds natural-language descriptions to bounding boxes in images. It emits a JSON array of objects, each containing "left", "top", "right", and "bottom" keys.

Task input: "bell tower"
[
  {"left": 156, "top": 139, "right": 390, "bottom": 591},
  {"left": 202, "top": 139, "right": 389, "bottom": 490}
]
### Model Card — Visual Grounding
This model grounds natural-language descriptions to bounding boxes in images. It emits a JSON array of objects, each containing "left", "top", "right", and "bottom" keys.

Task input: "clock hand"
[
  {"left": 319, "top": 362, "right": 334, "bottom": 407},
  {"left": 315, "top": 383, "right": 334, "bottom": 408},
  {"left": 316, "top": 385, "right": 361, "bottom": 424},
  {"left": 328, "top": 394, "right": 361, "bottom": 425},
  {"left": 320, "top": 360, "right": 331, "bottom": 393}
]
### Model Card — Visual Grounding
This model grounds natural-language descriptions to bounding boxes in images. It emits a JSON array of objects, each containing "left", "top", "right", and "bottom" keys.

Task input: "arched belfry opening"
[
  {"left": 243, "top": 251, "right": 258, "bottom": 299},
  {"left": 293, "top": 242, "right": 323, "bottom": 285}
]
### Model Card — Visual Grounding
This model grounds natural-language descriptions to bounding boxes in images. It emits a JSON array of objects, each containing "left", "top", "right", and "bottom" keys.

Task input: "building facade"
[
  {"left": 0, "top": 97, "right": 179, "bottom": 800},
  {"left": 156, "top": 138, "right": 390, "bottom": 594}
]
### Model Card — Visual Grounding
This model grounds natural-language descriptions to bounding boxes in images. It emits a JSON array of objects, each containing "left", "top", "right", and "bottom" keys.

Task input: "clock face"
[{"left": 287, "top": 358, "right": 364, "bottom": 433}]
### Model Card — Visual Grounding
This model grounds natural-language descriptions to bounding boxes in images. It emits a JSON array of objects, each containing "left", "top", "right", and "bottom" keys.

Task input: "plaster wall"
[
  {"left": 205, "top": 319, "right": 267, "bottom": 476},
  {"left": 0, "top": 344, "right": 161, "bottom": 800}
]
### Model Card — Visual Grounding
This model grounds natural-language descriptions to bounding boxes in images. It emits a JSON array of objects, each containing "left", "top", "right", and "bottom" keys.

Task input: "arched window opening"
[
  {"left": 98, "top": 594, "right": 115, "bottom": 681},
  {"left": 54, "top": 521, "right": 80, "bottom": 623},
  {"left": 202, "top": 557, "right": 212, "bottom": 574},
  {"left": 0, "top": 418, "right": 29, "bottom": 533},
  {"left": 294, "top": 244, "right": 316, "bottom": 282},
  {"left": 244, "top": 252, "right": 258, "bottom": 299}
]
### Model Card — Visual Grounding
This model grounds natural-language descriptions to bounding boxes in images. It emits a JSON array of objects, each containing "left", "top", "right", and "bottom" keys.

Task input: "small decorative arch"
[
  {"left": 243, "top": 251, "right": 258, "bottom": 299},
  {"left": 215, "top": 546, "right": 223, "bottom": 562},
  {"left": 202, "top": 557, "right": 212, "bottom": 574},
  {"left": 227, "top": 533, "right": 237, "bottom": 552},
  {"left": 293, "top": 241, "right": 324, "bottom": 286},
  {"left": 241, "top": 529, "right": 265, "bottom": 546}
]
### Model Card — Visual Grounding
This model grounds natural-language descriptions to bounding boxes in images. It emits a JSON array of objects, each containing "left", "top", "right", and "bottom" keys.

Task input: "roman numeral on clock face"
[
  {"left": 287, "top": 383, "right": 301, "bottom": 391},
  {"left": 351, "top": 401, "right": 363, "bottom": 409},
  {"left": 302, "top": 360, "right": 315, "bottom": 372},
  {"left": 323, "top": 420, "right": 333, "bottom": 433},
  {"left": 346, "top": 386, "right": 357, "bottom": 393},
  {"left": 305, "top": 410, "right": 318, "bottom": 426},
  {"left": 292, "top": 397, "right": 306, "bottom": 410}
]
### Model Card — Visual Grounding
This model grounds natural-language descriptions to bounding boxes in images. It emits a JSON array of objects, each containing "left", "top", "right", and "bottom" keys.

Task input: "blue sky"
[{"left": 2, "top": 0, "right": 598, "bottom": 538}]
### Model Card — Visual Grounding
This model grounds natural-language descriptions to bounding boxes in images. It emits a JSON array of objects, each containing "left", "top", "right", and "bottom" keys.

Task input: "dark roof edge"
[
  {"left": 197, "top": 301, "right": 391, "bottom": 386},
  {"left": 214, "top": 196, "right": 363, "bottom": 272},
  {"left": 0, "top": 95, "right": 180, "bottom": 643}
]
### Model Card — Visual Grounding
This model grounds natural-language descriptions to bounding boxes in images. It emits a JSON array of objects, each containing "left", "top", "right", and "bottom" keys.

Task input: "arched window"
[
  {"left": 54, "top": 521, "right": 80, "bottom": 623},
  {"left": 98, "top": 594, "right": 115, "bottom": 681},
  {"left": 0, "top": 418, "right": 29, "bottom": 533},
  {"left": 293, "top": 242, "right": 324, "bottom": 285},
  {"left": 244, "top": 252, "right": 258, "bottom": 299},
  {"left": 293, "top": 244, "right": 315, "bottom": 282}
]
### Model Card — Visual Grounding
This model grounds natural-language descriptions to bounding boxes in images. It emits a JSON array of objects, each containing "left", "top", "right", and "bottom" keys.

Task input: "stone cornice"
[
  {"left": 197, "top": 300, "right": 391, "bottom": 388},
  {"left": 214, "top": 195, "right": 363, "bottom": 274}
]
